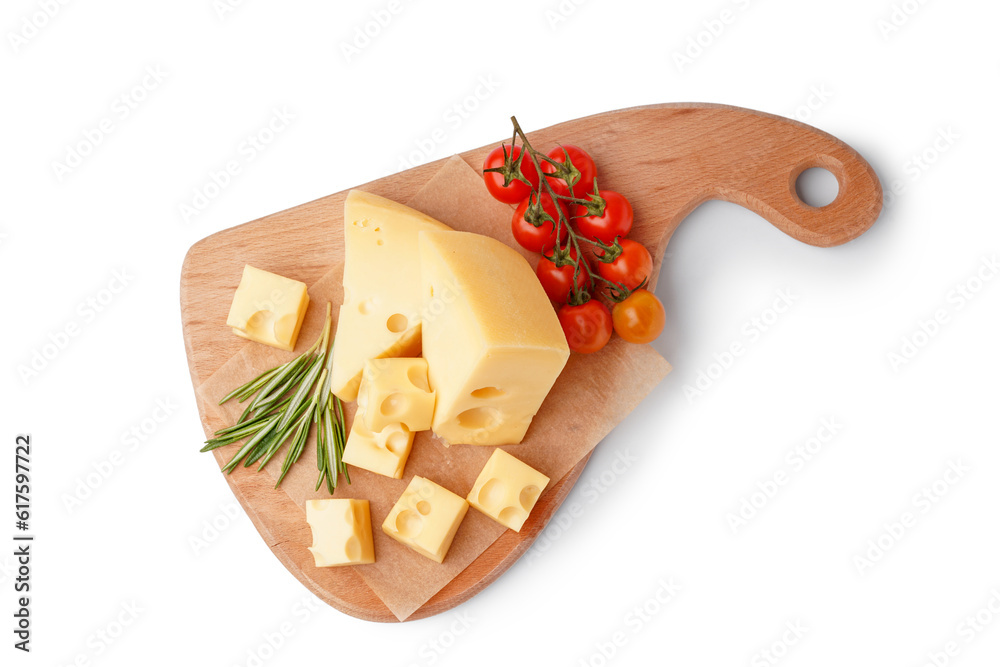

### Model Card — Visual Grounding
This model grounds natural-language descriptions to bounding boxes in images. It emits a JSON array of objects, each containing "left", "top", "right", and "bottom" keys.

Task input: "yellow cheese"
[
  {"left": 342, "top": 412, "right": 414, "bottom": 479},
  {"left": 358, "top": 358, "right": 436, "bottom": 433},
  {"left": 305, "top": 499, "right": 375, "bottom": 567},
  {"left": 226, "top": 265, "right": 309, "bottom": 351},
  {"left": 467, "top": 449, "right": 549, "bottom": 532},
  {"left": 418, "top": 230, "right": 570, "bottom": 446},
  {"left": 382, "top": 476, "right": 468, "bottom": 563},
  {"left": 330, "top": 190, "right": 452, "bottom": 401}
]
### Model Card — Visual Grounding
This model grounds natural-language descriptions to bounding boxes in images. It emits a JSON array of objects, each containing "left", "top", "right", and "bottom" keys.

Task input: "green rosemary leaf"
[
  {"left": 256, "top": 354, "right": 319, "bottom": 408},
  {"left": 222, "top": 416, "right": 279, "bottom": 473},
  {"left": 219, "top": 365, "right": 280, "bottom": 405},
  {"left": 250, "top": 354, "right": 310, "bottom": 412},
  {"left": 320, "top": 405, "right": 335, "bottom": 493},
  {"left": 277, "top": 354, "right": 325, "bottom": 432},
  {"left": 275, "top": 411, "right": 311, "bottom": 487},
  {"left": 213, "top": 398, "right": 290, "bottom": 438},
  {"left": 255, "top": 399, "right": 311, "bottom": 470}
]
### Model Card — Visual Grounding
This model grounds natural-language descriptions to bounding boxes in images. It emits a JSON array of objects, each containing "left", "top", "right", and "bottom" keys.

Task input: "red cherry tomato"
[
  {"left": 597, "top": 239, "right": 653, "bottom": 291},
  {"left": 483, "top": 144, "right": 540, "bottom": 204},
  {"left": 541, "top": 145, "right": 597, "bottom": 199},
  {"left": 572, "top": 190, "right": 633, "bottom": 245},
  {"left": 612, "top": 289, "right": 665, "bottom": 344},
  {"left": 511, "top": 192, "right": 568, "bottom": 253},
  {"left": 558, "top": 300, "right": 613, "bottom": 354},
  {"left": 536, "top": 247, "right": 591, "bottom": 304}
]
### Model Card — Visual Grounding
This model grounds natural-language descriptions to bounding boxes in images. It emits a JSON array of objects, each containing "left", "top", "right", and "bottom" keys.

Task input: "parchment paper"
[{"left": 198, "top": 155, "right": 672, "bottom": 620}]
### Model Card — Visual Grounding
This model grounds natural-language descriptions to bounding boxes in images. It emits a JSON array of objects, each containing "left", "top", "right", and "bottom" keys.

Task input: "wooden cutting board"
[{"left": 180, "top": 103, "right": 882, "bottom": 622}]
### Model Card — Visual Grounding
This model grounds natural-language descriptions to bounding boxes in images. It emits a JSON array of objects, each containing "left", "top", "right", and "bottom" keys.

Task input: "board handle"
[{"left": 693, "top": 105, "right": 883, "bottom": 248}]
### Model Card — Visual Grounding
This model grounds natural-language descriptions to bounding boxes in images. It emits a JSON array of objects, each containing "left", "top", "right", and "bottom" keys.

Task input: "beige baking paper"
[{"left": 198, "top": 155, "right": 672, "bottom": 620}]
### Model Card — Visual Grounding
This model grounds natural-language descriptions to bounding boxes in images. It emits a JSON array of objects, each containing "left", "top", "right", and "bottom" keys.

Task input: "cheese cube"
[
  {"left": 330, "top": 191, "right": 452, "bottom": 401},
  {"left": 418, "top": 230, "right": 570, "bottom": 446},
  {"left": 305, "top": 499, "right": 375, "bottom": 567},
  {"left": 382, "top": 476, "right": 469, "bottom": 563},
  {"left": 467, "top": 449, "right": 549, "bottom": 532},
  {"left": 226, "top": 265, "right": 309, "bottom": 351},
  {"left": 342, "top": 413, "right": 414, "bottom": 479},
  {"left": 357, "top": 358, "right": 435, "bottom": 433}
]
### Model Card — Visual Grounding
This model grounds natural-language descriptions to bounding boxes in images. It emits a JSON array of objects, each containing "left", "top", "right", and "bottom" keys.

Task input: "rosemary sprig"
[{"left": 201, "top": 303, "right": 349, "bottom": 491}]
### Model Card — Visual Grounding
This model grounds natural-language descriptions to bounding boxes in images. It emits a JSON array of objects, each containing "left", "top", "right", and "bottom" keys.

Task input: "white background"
[{"left": 3, "top": 0, "right": 999, "bottom": 665}]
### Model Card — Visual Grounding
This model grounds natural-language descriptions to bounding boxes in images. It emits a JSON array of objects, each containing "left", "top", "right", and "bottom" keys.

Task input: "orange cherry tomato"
[{"left": 612, "top": 289, "right": 665, "bottom": 344}]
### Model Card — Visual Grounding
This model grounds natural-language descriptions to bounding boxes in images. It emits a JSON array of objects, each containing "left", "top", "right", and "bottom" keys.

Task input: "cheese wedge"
[
  {"left": 330, "top": 190, "right": 452, "bottom": 401},
  {"left": 418, "top": 230, "right": 570, "bottom": 446}
]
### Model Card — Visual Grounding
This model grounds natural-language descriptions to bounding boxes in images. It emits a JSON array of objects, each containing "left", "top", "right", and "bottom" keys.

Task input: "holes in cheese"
[
  {"left": 467, "top": 449, "right": 550, "bottom": 533},
  {"left": 386, "top": 313, "right": 408, "bottom": 333},
  {"left": 456, "top": 407, "right": 501, "bottom": 431},
  {"left": 470, "top": 386, "right": 505, "bottom": 399},
  {"left": 395, "top": 510, "right": 422, "bottom": 538},
  {"left": 382, "top": 476, "right": 469, "bottom": 563},
  {"left": 477, "top": 478, "right": 507, "bottom": 509},
  {"left": 519, "top": 484, "right": 541, "bottom": 510},
  {"left": 330, "top": 190, "right": 453, "bottom": 401},
  {"left": 418, "top": 230, "right": 570, "bottom": 446},
  {"left": 226, "top": 265, "right": 309, "bottom": 352},
  {"left": 305, "top": 499, "right": 375, "bottom": 567},
  {"left": 380, "top": 394, "right": 406, "bottom": 419}
]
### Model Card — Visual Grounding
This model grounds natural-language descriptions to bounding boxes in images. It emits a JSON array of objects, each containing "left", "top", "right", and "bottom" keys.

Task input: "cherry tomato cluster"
[{"left": 482, "top": 124, "right": 666, "bottom": 355}]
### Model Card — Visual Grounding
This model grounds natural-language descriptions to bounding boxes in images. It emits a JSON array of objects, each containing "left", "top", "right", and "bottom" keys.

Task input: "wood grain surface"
[{"left": 180, "top": 103, "right": 882, "bottom": 622}]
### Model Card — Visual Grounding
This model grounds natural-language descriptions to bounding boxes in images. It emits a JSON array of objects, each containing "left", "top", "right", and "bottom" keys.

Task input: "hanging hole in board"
[{"left": 795, "top": 167, "right": 840, "bottom": 208}]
